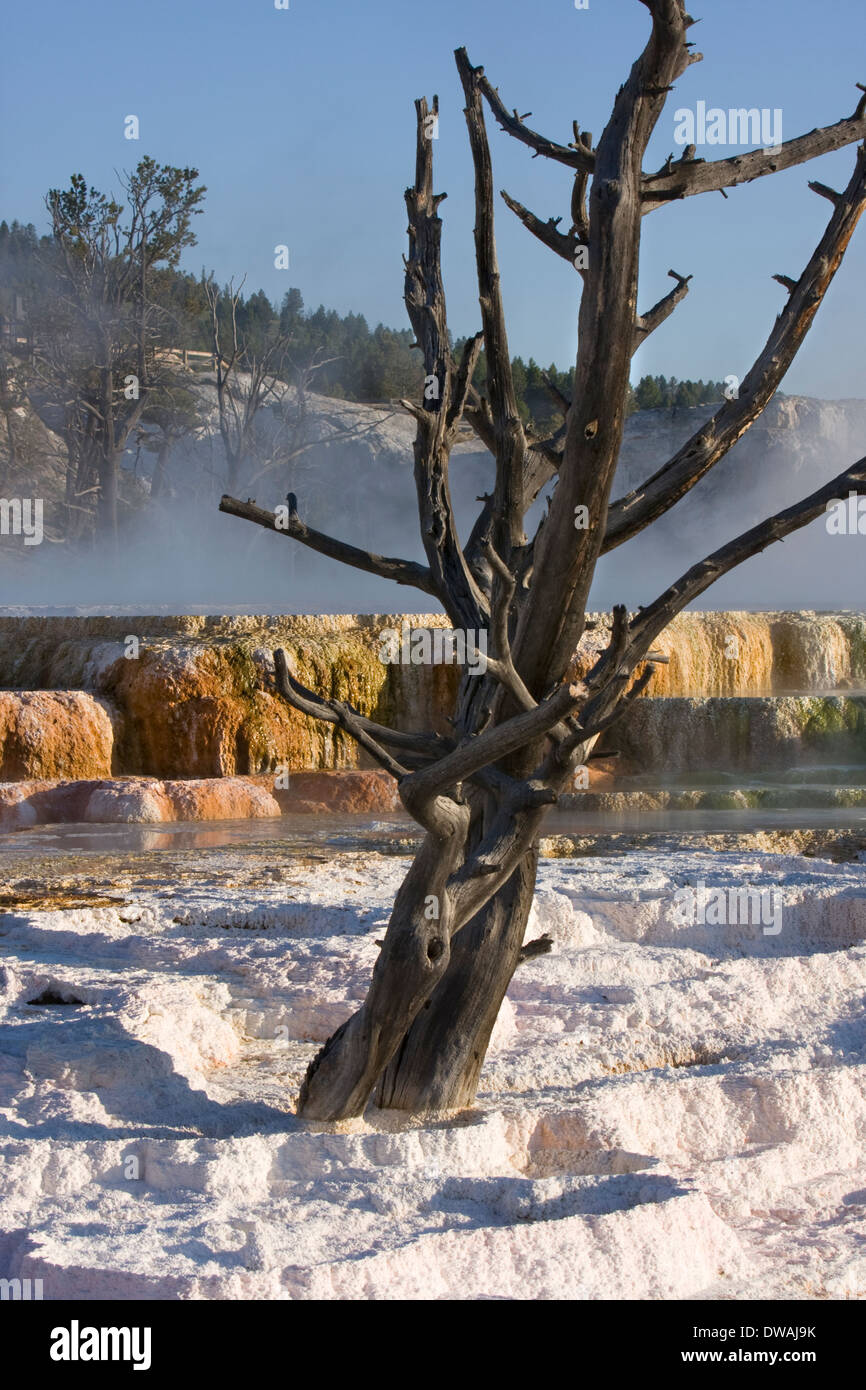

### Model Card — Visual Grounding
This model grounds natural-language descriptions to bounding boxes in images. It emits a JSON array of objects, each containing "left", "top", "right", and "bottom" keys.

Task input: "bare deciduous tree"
[
  {"left": 207, "top": 280, "right": 393, "bottom": 512},
  {"left": 0, "top": 345, "right": 24, "bottom": 488},
  {"left": 205, "top": 277, "right": 299, "bottom": 491},
  {"left": 33, "top": 160, "right": 205, "bottom": 545},
  {"left": 221, "top": 5, "right": 866, "bottom": 1121}
]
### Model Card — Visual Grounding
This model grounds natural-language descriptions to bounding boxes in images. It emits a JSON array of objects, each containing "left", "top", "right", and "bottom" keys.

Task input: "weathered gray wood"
[
  {"left": 402, "top": 96, "right": 489, "bottom": 632},
  {"left": 297, "top": 818, "right": 470, "bottom": 1120},
  {"left": 641, "top": 94, "right": 866, "bottom": 211},
  {"left": 376, "top": 849, "right": 538, "bottom": 1113},
  {"left": 456, "top": 49, "right": 528, "bottom": 558},
  {"left": 508, "top": 0, "right": 694, "bottom": 695}
]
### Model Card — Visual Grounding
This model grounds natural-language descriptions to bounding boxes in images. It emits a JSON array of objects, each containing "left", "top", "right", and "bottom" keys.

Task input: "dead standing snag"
[{"left": 221, "top": 3, "right": 866, "bottom": 1121}]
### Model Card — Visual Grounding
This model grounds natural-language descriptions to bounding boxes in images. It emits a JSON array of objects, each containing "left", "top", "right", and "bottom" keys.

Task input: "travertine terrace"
[{"left": 1, "top": 846, "right": 864, "bottom": 1299}]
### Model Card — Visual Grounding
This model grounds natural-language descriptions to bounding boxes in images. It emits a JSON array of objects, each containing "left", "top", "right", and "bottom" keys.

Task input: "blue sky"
[{"left": 3, "top": 0, "right": 865, "bottom": 395}]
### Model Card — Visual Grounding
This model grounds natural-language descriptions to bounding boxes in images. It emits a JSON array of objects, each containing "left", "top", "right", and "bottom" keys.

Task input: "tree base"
[{"left": 376, "top": 849, "right": 538, "bottom": 1112}]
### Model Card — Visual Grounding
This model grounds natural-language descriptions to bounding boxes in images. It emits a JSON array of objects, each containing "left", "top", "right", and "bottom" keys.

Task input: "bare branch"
[
  {"left": 541, "top": 371, "right": 571, "bottom": 415},
  {"left": 570, "top": 129, "right": 593, "bottom": 240},
  {"left": 455, "top": 49, "right": 595, "bottom": 171},
  {"left": 809, "top": 180, "right": 843, "bottom": 206},
  {"left": 626, "top": 453, "right": 866, "bottom": 664},
  {"left": 642, "top": 94, "right": 866, "bottom": 211},
  {"left": 563, "top": 661, "right": 656, "bottom": 756},
  {"left": 447, "top": 331, "right": 485, "bottom": 432},
  {"left": 633, "top": 267, "right": 692, "bottom": 349},
  {"left": 273, "top": 650, "right": 408, "bottom": 779},
  {"left": 219, "top": 493, "right": 438, "bottom": 597},
  {"left": 274, "top": 658, "right": 450, "bottom": 756},
  {"left": 469, "top": 539, "right": 539, "bottom": 714},
  {"left": 404, "top": 95, "right": 488, "bottom": 630},
  {"left": 511, "top": 0, "right": 694, "bottom": 691},
  {"left": 606, "top": 144, "right": 866, "bottom": 551},
  {"left": 584, "top": 603, "right": 631, "bottom": 691},
  {"left": 400, "top": 679, "right": 586, "bottom": 816},
  {"left": 500, "top": 189, "right": 583, "bottom": 267},
  {"left": 456, "top": 48, "right": 529, "bottom": 554}
]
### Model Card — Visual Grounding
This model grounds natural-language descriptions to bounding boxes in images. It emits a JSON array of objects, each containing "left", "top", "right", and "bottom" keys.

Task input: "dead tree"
[
  {"left": 205, "top": 277, "right": 297, "bottom": 491},
  {"left": 220, "top": 4, "right": 866, "bottom": 1121}
]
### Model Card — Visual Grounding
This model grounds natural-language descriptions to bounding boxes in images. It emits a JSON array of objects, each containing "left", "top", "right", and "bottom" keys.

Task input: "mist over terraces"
[{"left": 2, "top": 372, "right": 865, "bottom": 611}]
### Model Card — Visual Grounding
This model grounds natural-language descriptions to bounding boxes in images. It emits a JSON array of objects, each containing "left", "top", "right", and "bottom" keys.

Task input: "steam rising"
[{"left": 2, "top": 385, "right": 864, "bottom": 615}]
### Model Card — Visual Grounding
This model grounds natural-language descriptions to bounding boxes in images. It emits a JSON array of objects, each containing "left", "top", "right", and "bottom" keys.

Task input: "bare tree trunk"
[
  {"left": 297, "top": 809, "right": 471, "bottom": 1120},
  {"left": 150, "top": 439, "right": 170, "bottom": 500},
  {"left": 97, "top": 450, "right": 119, "bottom": 548},
  {"left": 377, "top": 847, "right": 538, "bottom": 1112},
  {"left": 0, "top": 362, "right": 17, "bottom": 488},
  {"left": 225, "top": 450, "right": 241, "bottom": 492},
  {"left": 0, "top": 416, "right": 13, "bottom": 493}
]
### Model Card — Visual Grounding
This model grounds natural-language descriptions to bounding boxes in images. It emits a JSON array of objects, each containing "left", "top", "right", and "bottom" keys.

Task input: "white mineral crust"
[{"left": 1, "top": 848, "right": 864, "bottom": 1300}]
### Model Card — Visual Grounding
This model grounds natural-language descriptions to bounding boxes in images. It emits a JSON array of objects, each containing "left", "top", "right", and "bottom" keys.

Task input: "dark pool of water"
[
  {"left": 551, "top": 806, "right": 866, "bottom": 835},
  {"left": 0, "top": 814, "right": 420, "bottom": 857},
  {"left": 1, "top": 805, "right": 865, "bottom": 858}
]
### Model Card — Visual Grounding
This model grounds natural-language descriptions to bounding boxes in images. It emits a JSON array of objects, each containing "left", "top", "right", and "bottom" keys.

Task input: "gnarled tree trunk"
[{"left": 377, "top": 848, "right": 538, "bottom": 1112}]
